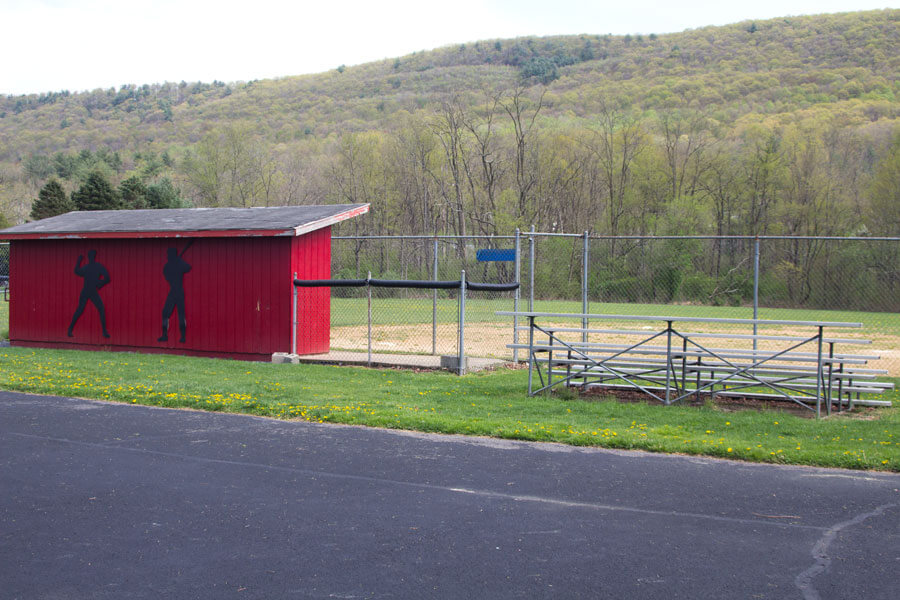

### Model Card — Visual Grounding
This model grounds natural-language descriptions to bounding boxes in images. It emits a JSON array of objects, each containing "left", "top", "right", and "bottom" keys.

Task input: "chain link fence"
[
  {"left": 3, "top": 236, "right": 897, "bottom": 374},
  {"left": 328, "top": 237, "right": 520, "bottom": 363},
  {"left": 328, "top": 281, "right": 461, "bottom": 358},
  {"left": 0, "top": 241, "right": 8, "bottom": 299},
  {"left": 331, "top": 234, "right": 900, "bottom": 375}
]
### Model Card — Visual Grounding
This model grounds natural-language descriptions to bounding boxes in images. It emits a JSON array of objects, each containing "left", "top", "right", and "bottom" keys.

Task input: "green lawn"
[
  {"left": 0, "top": 299, "right": 7, "bottom": 340},
  {"left": 0, "top": 346, "right": 896, "bottom": 472}
]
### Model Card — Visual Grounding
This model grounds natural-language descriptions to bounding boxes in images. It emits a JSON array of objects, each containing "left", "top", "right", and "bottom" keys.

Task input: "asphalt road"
[{"left": 1, "top": 391, "right": 898, "bottom": 599}]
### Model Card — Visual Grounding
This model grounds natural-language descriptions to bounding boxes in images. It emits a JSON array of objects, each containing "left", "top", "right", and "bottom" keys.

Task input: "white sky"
[{"left": 1, "top": 0, "right": 896, "bottom": 95}]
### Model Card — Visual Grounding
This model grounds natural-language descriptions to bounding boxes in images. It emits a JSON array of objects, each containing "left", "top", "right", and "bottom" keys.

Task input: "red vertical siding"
[
  {"left": 9, "top": 236, "right": 298, "bottom": 360},
  {"left": 291, "top": 226, "right": 331, "bottom": 354},
  {"left": 257, "top": 240, "right": 270, "bottom": 354},
  {"left": 224, "top": 239, "right": 235, "bottom": 352}
]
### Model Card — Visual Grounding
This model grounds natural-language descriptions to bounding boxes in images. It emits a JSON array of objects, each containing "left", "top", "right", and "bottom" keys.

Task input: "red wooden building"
[{"left": 0, "top": 204, "right": 368, "bottom": 361}]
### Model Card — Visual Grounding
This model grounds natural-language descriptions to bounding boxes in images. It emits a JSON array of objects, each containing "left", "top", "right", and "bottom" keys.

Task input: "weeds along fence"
[{"left": 330, "top": 234, "right": 900, "bottom": 375}]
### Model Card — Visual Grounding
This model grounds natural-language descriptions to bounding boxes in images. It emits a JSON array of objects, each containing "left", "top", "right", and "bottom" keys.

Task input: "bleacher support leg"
[
  {"left": 816, "top": 326, "right": 823, "bottom": 419},
  {"left": 665, "top": 321, "right": 673, "bottom": 405}
]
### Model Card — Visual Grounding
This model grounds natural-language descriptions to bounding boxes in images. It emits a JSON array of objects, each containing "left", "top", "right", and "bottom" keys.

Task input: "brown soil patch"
[
  {"left": 578, "top": 385, "right": 862, "bottom": 418},
  {"left": 331, "top": 321, "right": 900, "bottom": 376}
]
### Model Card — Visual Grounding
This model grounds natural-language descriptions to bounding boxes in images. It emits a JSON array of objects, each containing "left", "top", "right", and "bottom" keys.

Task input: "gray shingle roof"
[{"left": 0, "top": 205, "right": 369, "bottom": 239}]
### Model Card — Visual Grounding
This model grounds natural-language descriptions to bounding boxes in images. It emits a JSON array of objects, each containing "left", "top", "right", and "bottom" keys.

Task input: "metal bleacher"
[{"left": 499, "top": 312, "right": 894, "bottom": 418}]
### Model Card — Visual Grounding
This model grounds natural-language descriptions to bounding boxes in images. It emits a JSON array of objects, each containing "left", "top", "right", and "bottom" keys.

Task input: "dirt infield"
[{"left": 331, "top": 320, "right": 900, "bottom": 376}]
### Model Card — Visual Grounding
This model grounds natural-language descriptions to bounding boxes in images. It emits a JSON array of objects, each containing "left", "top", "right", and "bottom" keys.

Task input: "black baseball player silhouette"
[
  {"left": 158, "top": 244, "right": 192, "bottom": 343},
  {"left": 67, "top": 249, "right": 111, "bottom": 338}
]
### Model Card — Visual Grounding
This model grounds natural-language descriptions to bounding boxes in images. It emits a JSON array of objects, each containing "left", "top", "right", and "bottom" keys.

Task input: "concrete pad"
[{"left": 270, "top": 352, "right": 300, "bottom": 364}]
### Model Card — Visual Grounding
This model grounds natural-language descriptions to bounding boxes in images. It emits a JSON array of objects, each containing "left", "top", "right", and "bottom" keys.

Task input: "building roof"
[{"left": 0, "top": 204, "right": 369, "bottom": 240}]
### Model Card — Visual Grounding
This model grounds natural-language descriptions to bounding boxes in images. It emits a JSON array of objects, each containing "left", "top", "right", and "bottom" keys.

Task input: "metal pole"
[
  {"left": 753, "top": 237, "right": 760, "bottom": 351},
  {"left": 665, "top": 321, "right": 673, "bottom": 405},
  {"left": 367, "top": 271, "right": 372, "bottom": 367},
  {"left": 827, "top": 342, "right": 835, "bottom": 414},
  {"left": 529, "top": 225, "right": 535, "bottom": 312},
  {"left": 333, "top": 234, "right": 900, "bottom": 242},
  {"left": 527, "top": 316, "right": 535, "bottom": 395},
  {"left": 695, "top": 355, "right": 702, "bottom": 403},
  {"left": 582, "top": 231, "right": 589, "bottom": 344},
  {"left": 432, "top": 238, "right": 438, "bottom": 356},
  {"left": 459, "top": 270, "right": 466, "bottom": 376},
  {"left": 837, "top": 355, "right": 845, "bottom": 412},
  {"left": 291, "top": 272, "right": 297, "bottom": 355},
  {"left": 816, "top": 326, "right": 823, "bottom": 419},
  {"left": 547, "top": 328, "right": 554, "bottom": 394},
  {"left": 514, "top": 228, "right": 520, "bottom": 363}
]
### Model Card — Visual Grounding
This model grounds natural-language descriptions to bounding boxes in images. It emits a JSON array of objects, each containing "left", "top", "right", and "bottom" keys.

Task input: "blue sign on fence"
[{"left": 476, "top": 248, "right": 516, "bottom": 262}]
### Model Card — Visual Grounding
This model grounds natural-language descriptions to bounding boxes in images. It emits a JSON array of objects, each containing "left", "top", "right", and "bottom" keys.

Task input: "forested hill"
[{"left": 1, "top": 9, "right": 899, "bottom": 239}]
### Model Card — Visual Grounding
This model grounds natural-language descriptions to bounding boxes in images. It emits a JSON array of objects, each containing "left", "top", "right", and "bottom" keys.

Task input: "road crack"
[{"left": 794, "top": 502, "right": 897, "bottom": 600}]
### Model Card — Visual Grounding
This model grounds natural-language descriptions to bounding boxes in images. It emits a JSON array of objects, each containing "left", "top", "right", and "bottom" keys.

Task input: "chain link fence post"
[
  {"left": 753, "top": 236, "right": 760, "bottom": 352},
  {"left": 582, "top": 231, "right": 589, "bottom": 343},
  {"left": 513, "top": 228, "right": 520, "bottom": 362},
  {"left": 432, "top": 238, "right": 438, "bottom": 356},
  {"left": 529, "top": 226, "right": 535, "bottom": 313},
  {"left": 458, "top": 270, "right": 466, "bottom": 376},
  {"left": 367, "top": 271, "right": 372, "bottom": 367},
  {"left": 291, "top": 272, "right": 298, "bottom": 355}
]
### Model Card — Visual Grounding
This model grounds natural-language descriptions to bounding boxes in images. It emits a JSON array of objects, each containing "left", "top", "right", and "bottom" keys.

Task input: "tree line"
[
  {"left": 3, "top": 10, "right": 898, "bottom": 310},
  {"left": 7, "top": 88, "right": 899, "bottom": 312},
  {"left": 168, "top": 89, "right": 898, "bottom": 239},
  {"left": 26, "top": 146, "right": 187, "bottom": 220},
  {"left": 17, "top": 85, "right": 900, "bottom": 243}
]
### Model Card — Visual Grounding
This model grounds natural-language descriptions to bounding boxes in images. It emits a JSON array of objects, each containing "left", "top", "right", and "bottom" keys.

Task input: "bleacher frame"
[{"left": 499, "top": 312, "right": 894, "bottom": 418}]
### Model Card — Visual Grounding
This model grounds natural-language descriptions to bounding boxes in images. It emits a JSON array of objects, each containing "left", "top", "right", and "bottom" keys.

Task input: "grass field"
[
  {"left": 0, "top": 299, "right": 7, "bottom": 340},
  {"left": 334, "top": 296, "right": 900, "bottom": 335},
  {"left": 0, "top": 346, "right": 897, "bottom": 472}
]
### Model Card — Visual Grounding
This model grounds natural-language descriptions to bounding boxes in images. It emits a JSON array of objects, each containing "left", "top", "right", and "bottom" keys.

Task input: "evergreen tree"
[
  {"left": 119, "top": 176, "right": 148, "bottom": 209},
  {"left": 71, "top": 170, "right": 121, "bottom": 211},
  {"left": 146, "top": 177, "right": 188, "bottom": 208},
  {"left": 520, "top": 56, "right": 558, "bottom": 84},
  {"left": 31, "top": 178, "right": 74, "bottom": 220}
]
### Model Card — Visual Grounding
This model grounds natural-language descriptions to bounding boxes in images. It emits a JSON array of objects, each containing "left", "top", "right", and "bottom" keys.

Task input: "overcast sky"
[{"left": 1, "top": 0, "right": 896, "bottom": 96}]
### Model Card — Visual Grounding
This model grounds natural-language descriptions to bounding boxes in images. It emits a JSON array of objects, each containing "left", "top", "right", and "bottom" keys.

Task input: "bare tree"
[
  {"left": 391, "top": 113, "right": 440, "bottom": 235},
  {"left": 658, "top": 108, "right": 711, "bottom": 202},
  {"left": 499, "top": 85, "right": 545, "bottom": 223},
  {"left": 579, "top": 100, "right": 646, "bottom": 251},
  {"left": 430, "top": 98, "right": 470, "bottom": 254},
  {"left": 181, "top": 132, "right": 223, "bottom": 206},
  {"left": 460, "top": 93, "right": 505, "bottom": 235}
]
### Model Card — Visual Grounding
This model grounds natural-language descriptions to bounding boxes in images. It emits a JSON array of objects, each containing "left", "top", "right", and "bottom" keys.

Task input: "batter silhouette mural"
[
  {"left": 68, "top": 249, "right": 111, "bottom": 338},
  {"left": 158, "top": 242, "right": 192, "bottom": 343}
]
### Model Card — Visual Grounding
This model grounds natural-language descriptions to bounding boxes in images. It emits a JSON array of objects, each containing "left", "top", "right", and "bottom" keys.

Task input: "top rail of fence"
[
  {"left": 3, "top": 235, "right": 898, "bottom": 242},
  {"left": 332, "top": 235, "right": 517, "bottom": 240},
  {"left": 332, "top": 234, "right": 900, "bottom": 241},
  {"left": 496, "top": 311, "right": 863, "bottom": 328}
]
